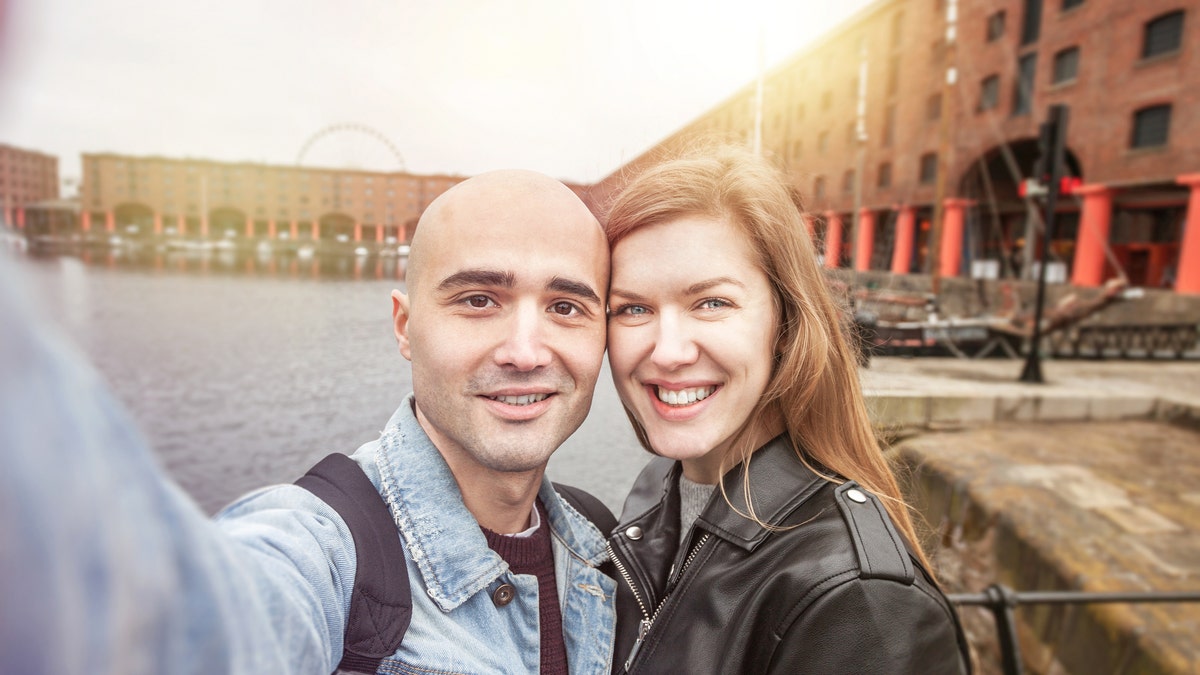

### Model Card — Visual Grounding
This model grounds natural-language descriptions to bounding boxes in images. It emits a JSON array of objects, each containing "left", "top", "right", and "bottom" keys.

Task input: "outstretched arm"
[{"left": 0, "top": 263, "right": 352, "bottom": 675}]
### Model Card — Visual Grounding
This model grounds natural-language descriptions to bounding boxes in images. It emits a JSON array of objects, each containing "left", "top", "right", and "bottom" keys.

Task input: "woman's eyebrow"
[{"left": 685, "top": 277, "right": 745, "bottom": 295}]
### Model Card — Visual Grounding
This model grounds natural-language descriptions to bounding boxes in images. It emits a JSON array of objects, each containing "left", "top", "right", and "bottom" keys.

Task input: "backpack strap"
[
  {"left": 296, "top": 453, "right": 412, "bottom": 675},
  {"left": 553, "top": 482, "right": 617, "bottom": 537}
]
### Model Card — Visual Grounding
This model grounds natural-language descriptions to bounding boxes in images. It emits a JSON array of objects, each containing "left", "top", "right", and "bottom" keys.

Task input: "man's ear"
[{"left": 391, "top": 289, "right": 413, "bottom": 361}]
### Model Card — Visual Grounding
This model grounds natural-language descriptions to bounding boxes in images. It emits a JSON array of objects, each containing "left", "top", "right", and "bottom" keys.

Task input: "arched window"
[
  {"left": 1131, "top": 104, "right": 1172, "bottom": 148},
  {"left": 1143, "top": 10, "right": 1185, "bottom": 59}
]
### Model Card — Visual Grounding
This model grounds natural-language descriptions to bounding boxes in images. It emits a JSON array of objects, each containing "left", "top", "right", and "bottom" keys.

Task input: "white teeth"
[
  {"left": 491, "top": 393, "right": 550, "bottom": 406},
  {"left": 655, "top": 386, "right": 715, "bottom": 406}
]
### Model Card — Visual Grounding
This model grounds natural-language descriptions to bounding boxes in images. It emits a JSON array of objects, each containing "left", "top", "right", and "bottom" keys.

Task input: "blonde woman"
[{"left": 604, "top": 148, "right": 969, "bottom": 674}]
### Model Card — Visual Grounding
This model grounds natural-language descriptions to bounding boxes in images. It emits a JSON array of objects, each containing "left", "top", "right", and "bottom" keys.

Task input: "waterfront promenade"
[
  {"left": 864, "top": 357, "right": 1200, "bottom": 674},
  {"left": 17, "top": 256, "right": 1199, "bottom": 672}
]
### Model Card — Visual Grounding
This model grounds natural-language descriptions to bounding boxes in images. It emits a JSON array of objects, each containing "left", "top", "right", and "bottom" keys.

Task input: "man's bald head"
[
  {"left": 390, "top": 169, "right": 610, "bottom": 497},
  {"left": 405, "top": 169, "right": 604, "bottom": 295}
]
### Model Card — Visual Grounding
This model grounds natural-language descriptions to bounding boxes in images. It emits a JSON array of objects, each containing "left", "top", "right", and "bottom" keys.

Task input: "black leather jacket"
[{"left": 608, "top": 436, "right": 971, "bottom": 674}]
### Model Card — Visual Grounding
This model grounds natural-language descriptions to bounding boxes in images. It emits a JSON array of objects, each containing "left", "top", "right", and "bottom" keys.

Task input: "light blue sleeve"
[{"left": 0, "top": 260, "right": 354, "bottom": 675}]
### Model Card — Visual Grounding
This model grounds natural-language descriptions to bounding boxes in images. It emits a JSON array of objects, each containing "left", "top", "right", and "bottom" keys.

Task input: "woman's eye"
[
  {"left": 699, "top": 298, "right": 730, "bottom": 310},
  {"left": 551, "top": 301, "right": 580, "bottom": 316},
  {"left": 465, "top": 295, "right": 494, "bottom": 308},
  {"left": 611, "top": 304, "right": 648, "bottom": 316}
]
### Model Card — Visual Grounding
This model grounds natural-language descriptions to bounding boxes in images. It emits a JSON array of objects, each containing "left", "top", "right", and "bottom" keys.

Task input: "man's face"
[{"left": 393, "top": 171, "right": 608, "bottom": 476}]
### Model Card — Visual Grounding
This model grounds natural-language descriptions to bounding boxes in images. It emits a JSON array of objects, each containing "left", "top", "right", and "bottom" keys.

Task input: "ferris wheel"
[{"left": 295, "top": 123, "right": 407, "bottom": 173}]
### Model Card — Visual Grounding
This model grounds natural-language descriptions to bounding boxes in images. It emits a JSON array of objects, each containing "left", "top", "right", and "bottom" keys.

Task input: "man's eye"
[
  {"left": 465, "top": 295, "right": 494, "bottom": 308},
  {"left": 611, "top": 304, "right": 648, "bottom": 316},
  {"left": 551, "top": 301, "right": 580, "bottom": 316}
]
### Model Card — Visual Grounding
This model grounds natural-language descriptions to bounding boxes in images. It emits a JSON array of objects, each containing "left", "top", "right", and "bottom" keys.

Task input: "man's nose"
[{"left": 494, "top": 304, "right": 553, "bottom": 370}]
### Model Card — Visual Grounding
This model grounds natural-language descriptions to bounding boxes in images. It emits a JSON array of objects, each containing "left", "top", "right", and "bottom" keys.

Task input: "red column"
[
  {"left": 81, "top": 211, "right": 92, "bottom": 233},
  {"left": 290, "top": 220, "right": 298, "bottom": 240},
  {"left": 1175, "top": 174, "right": 1200, "bottom": 294},
  {"left": 854, "top": 208, "right": 875, "bottom": 272},
  {"left": 891, "top": 206, "right": 915, "bottom": 274},
  {"left": 354, "top": 222, "right": 362, "bottom": 243},
  {"left": 200, "top": 213, "right": 209, "bottom": 239},
  {"left": 177, "top": 214, "right": 187, "bottom": 237},
  {"left": 939, "top": 198, "right": 973, "bottom": 278},
  {"left": 823, "top": 211, "right": 843, "bottom": 269},
  {"left": 311, "top": 220, "right": 320, "bottom": 240},
  {"left": 245, "top": 215, "right": 254, "bottom": 238},
  {"left": 153, "top": 212, "right": 163, "bottom": 236},
  {"left": 376, "top": 223, "right": 384, "bottom": 243},
  {"left": 268, "top": 219, "right": 277, "bottom": 240},
  {"left": 1071, "top": 184, "right": 1113, "bottom": 287},
  {"left": 105, "top": 211, "right": 115, "bottom": 233},
  {"left": 15, "top": 208, "right": 25, "bottom": 229}
]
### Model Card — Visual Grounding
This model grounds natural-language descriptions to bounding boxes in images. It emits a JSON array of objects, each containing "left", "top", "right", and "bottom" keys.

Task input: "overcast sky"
[{"left": 0, "top": 0, "right": 875, "bottom": 190}]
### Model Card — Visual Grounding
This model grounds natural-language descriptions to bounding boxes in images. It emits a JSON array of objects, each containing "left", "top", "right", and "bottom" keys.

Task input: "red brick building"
[
  {"left": 591, "top": 0, "right": 1200, "bottom": 293},
  {"left": 80, "top": 154, "right": 467, "bottom": 245},
  {"left": 0, "top": 143, "right": 59, "bottom": 229}
]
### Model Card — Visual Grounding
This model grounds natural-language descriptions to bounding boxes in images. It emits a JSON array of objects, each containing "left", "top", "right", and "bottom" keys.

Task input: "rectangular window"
[
  {"left": 980, "top": 75, "right": 1000, "bottom": 110},
  {"left": 1062, "top": 0, "right": 1083, "bottom": 10},
  {"left": 1013, "top": 53, "right": 1037, "bottom": 115},
  {"left": 927, "top": 93, "right": 942, "bottom": 121},
  {"left": 919, "top": 153, "right": 938, "bottom": 184},
  {"left": 1021, "top": 0, "right": 1043, "bottom": 45},
  {"left": 842, "top": 170, "right": 855, "bottom": 194},
  {"left": 987, "top": 11, "right": 1006, "bottom": 41},
  {"left": 890, "top": 11, "right": 904, "bottom": 46},
  {"left": 819, "top": 131, "right": 830, "bottom": 155},
  {"left": 1143, "top": 11, "right": 1184, "bottom": 59},
  {"left": 882, "top": 105, "right": 896, "bottom": 147},
  {"left": 1052, "top": 46, "right": 1079, "bottom": 84},
  {"left": 877, "top": 162, "right": 892, "bottom": 188},
  {"left": 1131, "top": 105, "right": 1171, "bottom": 148},
  {"left": 814, "top": 176, "right": 827, "bottom": 200}
]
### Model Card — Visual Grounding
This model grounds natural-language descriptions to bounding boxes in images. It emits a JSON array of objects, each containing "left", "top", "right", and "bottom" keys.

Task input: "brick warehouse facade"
[
  {"left": 78, "top": 154, "right": 468, "bottom": 245},
  {"left": 0, "top": 143, "right": 59, "bottom": 229},
  {"left": 589, "top": 0, "right": 1200, "bottom": 293}
]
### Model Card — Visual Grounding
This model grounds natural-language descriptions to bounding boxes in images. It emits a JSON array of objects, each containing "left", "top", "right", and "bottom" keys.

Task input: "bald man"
[{"left": 0, "top": 170, "right": 616, "bottom": 675}]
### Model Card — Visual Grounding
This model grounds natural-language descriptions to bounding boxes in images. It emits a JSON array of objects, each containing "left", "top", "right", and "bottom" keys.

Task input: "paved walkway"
[
  {"left": 863, "top": 357, "right": 1200, "bottom": 674},
  {"left": 861, "top": 356, "right": 1200, "bottom": 431}
]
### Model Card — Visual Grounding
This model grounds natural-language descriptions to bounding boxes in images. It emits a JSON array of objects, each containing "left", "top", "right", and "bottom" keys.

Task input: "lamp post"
[{"left": 1019, "top": 104, "right": 1069, "bottom": 384}]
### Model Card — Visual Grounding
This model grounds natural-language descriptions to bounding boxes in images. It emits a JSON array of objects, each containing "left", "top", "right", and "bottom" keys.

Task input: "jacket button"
[
  {"left": 625, "top": 526, "right": 643, "bottom": 541},
  {"left": 492, "top": 583, "right": 516, "bottom": 607},
  {"left": 846, "top": 488, "right": 868, "bottom": 503}
]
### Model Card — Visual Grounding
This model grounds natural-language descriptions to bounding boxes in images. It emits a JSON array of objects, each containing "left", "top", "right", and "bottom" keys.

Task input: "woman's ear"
[{"left": 391, "top": 289, "right": 413, "bottom": 361}]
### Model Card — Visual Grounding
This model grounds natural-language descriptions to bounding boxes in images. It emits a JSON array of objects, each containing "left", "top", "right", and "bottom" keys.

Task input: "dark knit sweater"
[{"left": 481, "top": 499, "right": 567, "bottom": 675}]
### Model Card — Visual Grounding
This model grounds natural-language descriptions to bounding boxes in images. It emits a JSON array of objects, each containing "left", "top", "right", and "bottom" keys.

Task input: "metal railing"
[{"left": 948, "top": 584, "right": 1200, "bottom": 675}]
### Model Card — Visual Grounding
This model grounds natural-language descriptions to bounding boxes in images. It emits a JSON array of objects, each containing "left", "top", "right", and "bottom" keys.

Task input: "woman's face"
[{"left": 607, "top": 215, "right": 779, "bottom": 481}]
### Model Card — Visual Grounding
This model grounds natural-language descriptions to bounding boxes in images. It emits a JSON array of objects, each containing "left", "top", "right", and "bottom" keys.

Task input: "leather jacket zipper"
[{"left": 608, "top": 532, "right": 711, "bottom": 672}]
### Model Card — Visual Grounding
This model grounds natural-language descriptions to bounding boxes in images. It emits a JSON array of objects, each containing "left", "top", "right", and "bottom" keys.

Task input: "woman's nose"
[{"left": 650, "top": 314, "right": 699, "bottom": 370}]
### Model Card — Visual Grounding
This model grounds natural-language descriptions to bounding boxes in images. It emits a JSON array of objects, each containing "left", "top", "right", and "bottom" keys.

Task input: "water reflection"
[{"left": 27, "top": 244, "right": 408, "bottom": 282}]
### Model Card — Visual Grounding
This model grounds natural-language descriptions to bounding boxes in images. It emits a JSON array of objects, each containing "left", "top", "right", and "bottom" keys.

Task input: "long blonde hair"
[{"left": 604, "top": 146, "right": 930, "bottom": 569}]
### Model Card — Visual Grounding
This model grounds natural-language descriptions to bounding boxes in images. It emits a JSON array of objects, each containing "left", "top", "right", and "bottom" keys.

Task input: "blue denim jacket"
[
  {"left": 0, "top": 261, "right": 615, "bottom": 675},
  {"left": 219, "top": 398, "right": 618, "bottom": 674}
]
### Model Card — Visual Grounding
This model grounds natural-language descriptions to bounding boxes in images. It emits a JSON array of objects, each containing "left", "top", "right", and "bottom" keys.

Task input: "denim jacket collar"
[{"left": 372, "top": 395, "right": 608, "bottom": 612}]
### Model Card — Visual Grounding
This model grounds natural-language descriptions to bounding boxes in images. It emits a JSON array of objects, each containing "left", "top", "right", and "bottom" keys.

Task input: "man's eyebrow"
[
  {"left": 548, "top": 276, "right": 602, "bottom": 304},
  {"left": 435, "top": 269, "right": 515, "bottom": 291}
]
